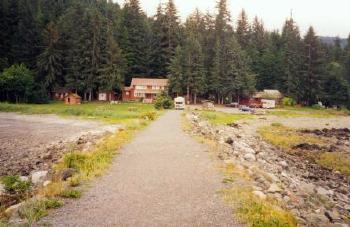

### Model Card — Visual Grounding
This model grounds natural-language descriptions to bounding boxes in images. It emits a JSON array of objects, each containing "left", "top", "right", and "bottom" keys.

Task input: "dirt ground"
[{"left": 0, "top": 113, "right": 119, "bottom": 176}]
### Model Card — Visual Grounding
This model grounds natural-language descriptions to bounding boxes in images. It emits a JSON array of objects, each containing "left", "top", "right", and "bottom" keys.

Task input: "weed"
[
  {"left": 221, "top": 187, "right": 297, "bottom": 227},
  {"left": 317, "top": 152, "right": 350, "bottom": 176},
  {"left": 68, "top": 176, "right": 81, "bottom": 187},
  {"left": 59, "top": 189, "right": 81, "bottom": 199},
  {"left": 1, "top": 176, "right": 31, "bottom": 196},
  {"left": 18, "top": 198, "right": 63, "bottom": 225},
  {"left": 38, "top": 181, "right": 64, "bottom": 198}
]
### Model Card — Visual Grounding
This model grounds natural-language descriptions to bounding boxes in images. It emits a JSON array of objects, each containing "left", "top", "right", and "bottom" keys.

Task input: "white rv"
[{"left": 174, "top": 97, "right": 185, "bottom": 110}]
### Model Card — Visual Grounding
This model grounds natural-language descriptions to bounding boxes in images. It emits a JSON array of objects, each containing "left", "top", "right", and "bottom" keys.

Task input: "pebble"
[{"left": 243, "top": 153, "right": 256, "bottom": 161}]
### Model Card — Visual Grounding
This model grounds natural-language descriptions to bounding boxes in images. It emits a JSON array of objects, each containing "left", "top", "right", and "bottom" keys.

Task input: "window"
[{"left": 135, "top": 85, "right": 146, "bottom": 90}]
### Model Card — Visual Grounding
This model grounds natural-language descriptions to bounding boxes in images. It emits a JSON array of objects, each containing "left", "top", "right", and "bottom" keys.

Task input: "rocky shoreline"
[{"left": 186, "top": 112, "right": 350, "bottom": 226}]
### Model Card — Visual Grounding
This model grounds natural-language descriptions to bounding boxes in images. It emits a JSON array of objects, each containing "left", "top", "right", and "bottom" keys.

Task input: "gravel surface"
[
  {"left": 0, "top": 112, "right": 119, "bottom": 175},
  {"left": 41, "top": 111, "right": 239, "bottom": 226}
]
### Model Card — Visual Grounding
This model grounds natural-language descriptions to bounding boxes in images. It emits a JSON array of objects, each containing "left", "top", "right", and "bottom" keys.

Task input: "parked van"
[{"left": 174, "top": 97, "right": 185, "bottom": 110}]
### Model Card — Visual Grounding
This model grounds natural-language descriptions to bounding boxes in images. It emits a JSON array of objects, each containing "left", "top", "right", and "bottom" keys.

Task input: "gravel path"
[{"left": 42, "top": 111, "right": 238, "bottom": 226}]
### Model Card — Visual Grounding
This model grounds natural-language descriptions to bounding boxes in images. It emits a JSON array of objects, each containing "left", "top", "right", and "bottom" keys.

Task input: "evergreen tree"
[
  {"left": 301, "top": 26, "right": 324, "bottom": 105},
  {"left": 236, "top": 9, "right": 251, "bottom": 49},
  {"left": 168, "top": 46, "right": 184, "bottom": 96}
]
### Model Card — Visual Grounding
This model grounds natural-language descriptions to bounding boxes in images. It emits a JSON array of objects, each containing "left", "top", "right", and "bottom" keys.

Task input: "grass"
[
  {"left": 59, "top": 189, "right": 81, "bottom": 199},
  {"left": 0, "top": 101, "right": 157, "bottom": 124},
  {"left": 18, "top": 198, "right": 63, "bottom": 225},
  {"left": 198, "top": 110, "right": 254, "bottom": 125},
  {"left": 266, "top": 107, "right": 350, "bottom": 118},
  {"left": 317, "top": 152, "right": 350, "bottom": 176},
  {"left": 258, "top": 124, "right": 324, "bottom": 150},
  {"left": 221, "top": 187, "right": 297, "bottom": 227}
]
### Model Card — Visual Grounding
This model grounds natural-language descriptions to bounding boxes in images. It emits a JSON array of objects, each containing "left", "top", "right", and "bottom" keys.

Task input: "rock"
[
  {"left": 43, "top": 180, "right": 51, "bottom": 187},
  {"left": 19, "top": 176, "right": 29, "bottom": 182},
  {"left": 316, "top": 186, "right": 332, "bottom": 196},
  {"left": 300, "top": 182, "right": 316, "bottom": 194},
  {"left": 0, "top": 183, "right": 5, "bottom": 195},
  {"left": 243, "top": 153, "right": 256, "bottom": 162},
  {"left": 253, "top": 190, "right": 267, "bottom": 200},
  {"left": 307, "top": 213, "right": 330, "bottom": 226},
  {"left": 344, "top": 204, "right": 350, "bottom": 211},
  {"left": 325, "top": 210, "right": 342, "bottom": 222},
  {"left": 61, "top": 168, "right": 77, "bottom": 181},
  {"left": 225, "top": 137, "right": 234, "bottom": 145},
  {"left": 31, "top": 170, "right": 48, "bottom": 184},
  {"left": 330, "top": 224, "right": 349, "bottom": 227},
  {"left": 5, "top": 202, "right": 24, "bottom": 217},
  {"left": 267, "top": 183, "right": 282, "bottom": 193},
  {"left": 279, "top": 161, "right": 288, "bottom": 168}
]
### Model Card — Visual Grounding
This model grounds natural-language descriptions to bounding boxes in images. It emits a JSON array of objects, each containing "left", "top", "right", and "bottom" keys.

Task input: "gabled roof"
[
  {"left": 254, "top": 90, "right": 283, "bottom": 99},
  {"left": 65, "top": 93, "right": 81, "bottom": 99},
  {"left": 130, "top": 78, "right": 168, "bottom": 87}
]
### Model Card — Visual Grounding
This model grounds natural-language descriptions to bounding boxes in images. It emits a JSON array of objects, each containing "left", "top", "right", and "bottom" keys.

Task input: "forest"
[{"left": 0, "top": 0, "right": 349, "bottom": 107}]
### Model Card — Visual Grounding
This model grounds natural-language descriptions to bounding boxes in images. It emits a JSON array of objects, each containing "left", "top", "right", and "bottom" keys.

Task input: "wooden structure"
[
  {"left": 240, "top": 90, "right": 283, "bottom": 108},
  {"left": 65, "top": 93, "right": 81, "bottom": 105},
  {"left": 52, "top": 88, "right": 72, "bottom": 101},
  {"left": 98, "top": 91, "right": 116, "bottom": 102},
  {"left": 122, "top": 78, "right": 168, "bottom": 103}
]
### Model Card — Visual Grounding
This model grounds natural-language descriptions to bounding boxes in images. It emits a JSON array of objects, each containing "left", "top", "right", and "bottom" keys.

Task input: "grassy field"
[
  {"left": 0, "top": 101, "right": 157, "bottom": 124},
  {"left": 198, "top": 110, "right": 254, "bottom": 125},
  {"left": 266, "top": 107, "right": 350, "bottom": 118}
]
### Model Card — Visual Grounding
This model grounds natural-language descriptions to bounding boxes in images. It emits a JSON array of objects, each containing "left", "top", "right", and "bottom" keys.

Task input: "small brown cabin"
[{"left": 65, "top": 93, "right": 81, "bottom": 105}]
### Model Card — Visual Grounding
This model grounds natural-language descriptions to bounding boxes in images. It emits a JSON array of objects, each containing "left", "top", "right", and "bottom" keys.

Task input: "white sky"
[{"left": 115, "top": 0, "right": 350, "bottom": 38}]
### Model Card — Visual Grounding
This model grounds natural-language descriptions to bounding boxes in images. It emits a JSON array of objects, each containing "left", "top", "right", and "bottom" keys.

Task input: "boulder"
[
  {"left": 325, "top": 210, "right": 342, "bottom": 222},
  {"left": 253, "top": 190, "right": 267, "bottom": 200},
  {"left": 19, "top": 176, "right": 29, "bottom": 182},
  {"left": 267, "top": 183, "right": 282, "bottom": 193},
  {"left": 0, "top": 183, "right": 5, "bottom": 196},
  {"left": 43, "top": 180, "right": 52, "bottom": 187},
  {"left": 300, "top": 182, "right": 316, "bottom": 194},
  {"left": 61, "top": 168, "right": 77, "bottom": 181},
  {"left": 243, "top": 153, "right": 256, "bottom": 162},
  {"left": 31, "top": 170, "right": 48, "bottom": 185},
  {"left": 5, "top": 202, "right": 24, "bottom": 217},
  {"left": 279, "top": 161, "right": 288, "bottom": 168},
  {"left": 316, "top": 186, "right": 332, "bottom": 196}
]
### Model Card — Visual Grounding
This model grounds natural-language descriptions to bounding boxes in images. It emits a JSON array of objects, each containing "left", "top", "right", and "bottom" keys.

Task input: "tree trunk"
[
  {"left": 89, "top": 89, "right": 92, "bottom": 101},
  {"left": 186, "top": 85, "right": 190, "bottom": 104},
  {"left": 194, "top": 92, "right": 197, "bottom": 105}
]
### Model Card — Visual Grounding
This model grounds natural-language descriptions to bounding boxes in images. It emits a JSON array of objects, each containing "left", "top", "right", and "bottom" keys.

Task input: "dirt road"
[{"left": 42, "top": 111, "right": 238, "bottom": 226}]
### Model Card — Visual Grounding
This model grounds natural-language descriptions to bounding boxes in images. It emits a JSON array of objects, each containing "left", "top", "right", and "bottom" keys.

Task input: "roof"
[
  {"left": 253, "top": 90, "right": 283, "bottom": 99},
  {"left": 130, "top": 78, "right": 168, "bottom": 87},
  {"left": 65, "top": 93, "right": 81, "bottom": 99}
]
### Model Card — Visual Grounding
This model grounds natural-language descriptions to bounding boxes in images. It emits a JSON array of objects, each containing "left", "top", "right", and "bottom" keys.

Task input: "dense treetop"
[{"left": 0, "top": 0, "right": 349, "bottom": 107}]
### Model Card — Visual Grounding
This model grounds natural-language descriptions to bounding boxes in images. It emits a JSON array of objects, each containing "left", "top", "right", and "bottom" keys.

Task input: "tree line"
[{"left": 0, "top": 0, "right": 349, "bottom": 107}]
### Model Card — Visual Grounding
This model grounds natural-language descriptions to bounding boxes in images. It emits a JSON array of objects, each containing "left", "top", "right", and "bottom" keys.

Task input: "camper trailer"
[{"left": 174, "top": 97, "right": 185, "bottom": 110}]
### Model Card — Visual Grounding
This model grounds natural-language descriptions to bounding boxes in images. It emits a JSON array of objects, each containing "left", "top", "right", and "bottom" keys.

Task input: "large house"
[{"left": 122, "top": 78, "right": 168, "bottom": 103}]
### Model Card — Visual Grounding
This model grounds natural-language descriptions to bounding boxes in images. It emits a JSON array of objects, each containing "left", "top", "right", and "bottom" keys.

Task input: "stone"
[
  {"left": 300, "top": 182, "right": 316, "bottom": 194},
  {"left": 5, "top": 202, "right": 24, "bottom": 217},
  {"left": 225, "top": 137, "right": 234, "bottom": 145},
  {"left": 344, "top": 204, "right": 350, "bottom": 211},
  {"left": 267, "top": 183, "right": 282, "bottom": 193},
  {"left": 280, "top": 161, "right": 288, "bottom": 168},
  {"left": 316, "top": 186, "right": 332, "bottom": 196},
  {"left": 43, "top": 180, "right": 51, "bottom": 187},
  {"left": 253, "top": 191, "right": 267, "bottom": 200},
  {"left": 325, "top": 210, "right": 342, "bottom": 222},
  {"left": 61, "top": 168, "right": 77, "bottom": 181},
  {"left": 0, "top": 183, "right": 5, "bottom": 195},
  {"left": 330, "top": 224, "right": 349, "bottom": 227},
  {"left": 19, "top": 176, "right": 29, "bottom": 182},
  {"left": 307, "top": 213, "right": 330, "bottom": 226},
  {"left": 243, "top": 153, "right": 256, "bottom": 162},
  {"left": 31, "top": 170, "right": 48, "bottom": 184}
]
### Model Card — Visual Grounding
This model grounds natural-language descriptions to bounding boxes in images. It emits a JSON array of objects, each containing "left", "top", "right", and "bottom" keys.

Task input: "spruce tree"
[{"left": 236, "top": 9, "right": 251, "bottom": 49}]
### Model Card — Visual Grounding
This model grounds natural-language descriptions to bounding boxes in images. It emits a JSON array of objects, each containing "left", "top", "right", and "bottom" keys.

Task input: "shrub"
[
  {"left": 1, "top": 175, "right": 31, "bottom": 195},
  {"left": 282, "top": 97, "right": 296, "bottom": 107},
  {"left": 59, "top": 189, "right": 81, "bottom": 199},
  {"left": 154, "top": 92, "right": 174, "bottom": 110},
  {"left": 141, "top": 111, "right": 156, "bottom": 121}
]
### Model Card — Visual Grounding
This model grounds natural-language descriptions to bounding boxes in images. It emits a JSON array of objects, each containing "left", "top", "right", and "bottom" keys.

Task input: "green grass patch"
[
  {"left": 258, "top": 124, "right": 324, "bottom": 150},
  {"left": 1, "top": 176, "right": 31, "bottom": 196},
  {"left": 317, "top": 152, "right": 350, "bottom": 176},
  {"left": 221, "top": 187, "right": 297, "bottom": 227},
  {"left": 267, "top": 107, "right": 349, "bottom": 118},
  {"left": 0, "top": 102, "right": 158, "bottom": 124},
  {"left": 18, "top": 198, "right": 63, "bottom": 225},
  {"left": 198, "top": 110, "right": 253, "bottom": 125},
  {"left": 59, "top": 189, "right": 81, "bottom": 199}
]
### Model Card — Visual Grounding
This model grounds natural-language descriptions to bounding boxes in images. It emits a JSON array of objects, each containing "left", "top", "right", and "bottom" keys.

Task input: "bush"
[
  {"left": 1, "top": 175, "right": 31, "bottom": 195},
  {"left": 154, "top": 92, "right": 174, "bottom": 110},
  {"left": 141, "top": 111, "right": 156, "bottom": 121},
  {"left": 282, "top": 97, "right": 296, "bottom": 107}
]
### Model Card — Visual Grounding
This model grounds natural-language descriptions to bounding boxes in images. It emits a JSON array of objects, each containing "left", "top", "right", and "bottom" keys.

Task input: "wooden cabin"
[{"left": 65, "top": 93, "right": 81, "bottom": 105}]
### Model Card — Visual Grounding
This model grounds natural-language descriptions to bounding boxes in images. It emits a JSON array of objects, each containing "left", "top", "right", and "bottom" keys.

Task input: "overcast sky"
[{"left": 115, "top": 0, "right": 350, "bottom": 38}]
